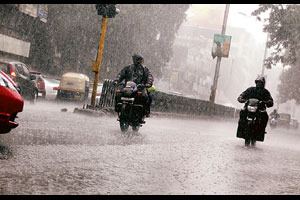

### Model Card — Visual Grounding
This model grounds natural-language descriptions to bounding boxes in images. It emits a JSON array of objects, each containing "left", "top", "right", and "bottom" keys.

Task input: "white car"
[
  {"left": 88, "top": 83, "right": 103, "bottom": 104},
  {"left": 43, "top": 77, "right": 60, "bottom": 100}
]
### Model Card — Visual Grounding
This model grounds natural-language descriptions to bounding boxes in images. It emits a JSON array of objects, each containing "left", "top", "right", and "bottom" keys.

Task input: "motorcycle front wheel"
[
  {"left": 120, "top": 121, "right": 129, "bottom": 132},
  {"left": 245, "top": 121, "right": 254, "bottom": 146}
]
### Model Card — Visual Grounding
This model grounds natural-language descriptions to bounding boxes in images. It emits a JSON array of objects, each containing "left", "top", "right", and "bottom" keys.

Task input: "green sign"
[{"left": 211, "top": 33, "right": 231, "bottom": 59}]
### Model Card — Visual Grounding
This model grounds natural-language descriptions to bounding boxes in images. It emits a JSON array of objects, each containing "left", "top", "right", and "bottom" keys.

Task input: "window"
[
  {"left": 0, "top": 73, "right": 17, "bottom": 92},
  {"left": 15, "top": 63, "right": 24, "bottom": 75},
  {"left": 22, "top": 64, "right": 30, "bottom": 77},
  {"left": 0, "top": 75, "right": 6, "bottom": 87}
]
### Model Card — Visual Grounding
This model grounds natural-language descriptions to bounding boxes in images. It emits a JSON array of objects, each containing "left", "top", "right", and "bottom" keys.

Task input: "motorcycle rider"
[
  {"left": 270, "top": 109, "right": 280, "bottom": 120},
  {"left": 237, "top": 76, "right": 274, "bottom": 145},
  {"left": 113, "top": 53, "right": 154, "bottom": 119}
]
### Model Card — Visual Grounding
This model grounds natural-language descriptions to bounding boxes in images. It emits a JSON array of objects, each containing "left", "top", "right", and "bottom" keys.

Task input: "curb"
[{"left": 72, "top": 107, "right": 238, "bottom": 122}]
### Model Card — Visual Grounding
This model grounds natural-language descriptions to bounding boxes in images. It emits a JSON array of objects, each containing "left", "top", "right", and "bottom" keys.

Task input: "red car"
[
  {"left": 0, "top": 70, "right": 24, "bottom": 134},
  {"left": 30, "top": 70, "right": 46, "bottom": 98}
]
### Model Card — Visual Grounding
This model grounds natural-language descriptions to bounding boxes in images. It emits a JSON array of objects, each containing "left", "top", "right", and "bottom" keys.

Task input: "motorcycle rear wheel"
[{"left": 132, "top": 125, "right": 139, "bottom": 132}]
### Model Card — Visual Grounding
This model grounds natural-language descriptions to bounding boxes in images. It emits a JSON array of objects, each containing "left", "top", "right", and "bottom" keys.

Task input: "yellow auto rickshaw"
[{"left": 56, "top": 72, "right": 89, "bottom": 101}]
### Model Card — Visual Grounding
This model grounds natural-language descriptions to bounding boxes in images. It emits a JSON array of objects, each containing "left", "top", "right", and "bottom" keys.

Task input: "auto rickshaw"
[{"left": 56, "top": 72, "right": 89, "bottom": 101}]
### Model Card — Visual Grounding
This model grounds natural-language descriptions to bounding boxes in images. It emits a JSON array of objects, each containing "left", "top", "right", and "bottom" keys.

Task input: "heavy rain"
[{"left": 0, "top": 4, "right": 300, "bottom": 195}]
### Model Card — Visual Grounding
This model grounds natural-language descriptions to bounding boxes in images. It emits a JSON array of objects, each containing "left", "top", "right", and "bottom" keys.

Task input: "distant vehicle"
[
  {"left": 30, "top": 70, "right": 46, "bottom": 98},
  {"left": 44, "top": 77, "right": 60, "bottom": 100},
  {"left": 0, "top": 59, "right": 38, "bottom": 102},
  {"left": 55, "top": 72, "right": 89, "bottom": 101},
  {"left": 277, "top": 113, "right": 291, "bottom": 128},
  {"left": 290, "top": 119, "right": 299, "bottom": 129},
  {"left": 88, "top": 83, "right": 103, "bottom": 104},
  {"left": 0, "top": 70, "right": 24, "bottom": 134},
  {"left": 269, "top": 116, "right": 278, "bottom": 129}
]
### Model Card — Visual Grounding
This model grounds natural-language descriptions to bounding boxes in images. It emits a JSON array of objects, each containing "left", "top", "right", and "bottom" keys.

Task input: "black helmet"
[
  {"left": 255, "top": 76, "right": 265, "bottom": 87},
  {"left": 132, "top": 53, "right": 144, "bottom": 65}
]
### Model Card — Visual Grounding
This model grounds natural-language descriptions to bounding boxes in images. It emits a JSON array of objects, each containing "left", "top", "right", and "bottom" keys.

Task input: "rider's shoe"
[{"left": 250, "top": 139, "right": 256, "bottom": 146}]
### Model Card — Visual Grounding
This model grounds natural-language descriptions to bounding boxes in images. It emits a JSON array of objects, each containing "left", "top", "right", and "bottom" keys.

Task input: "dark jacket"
[
  {"left": 237, "top": 86, "right": 274, "bottom": 108},
  {"left": 115, "top": 63, "right": 153, "bottom": 86},
  {"left": 270, "top": 111, "right": 280, "bottom": 119}
]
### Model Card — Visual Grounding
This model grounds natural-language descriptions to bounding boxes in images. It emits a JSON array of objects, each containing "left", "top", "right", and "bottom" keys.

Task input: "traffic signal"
[
  {"left": 95, "top": 4, "right": 108, "bottom": 16},
  {"left": 95, "top": 4, "right": 119, "bottom": 18}
]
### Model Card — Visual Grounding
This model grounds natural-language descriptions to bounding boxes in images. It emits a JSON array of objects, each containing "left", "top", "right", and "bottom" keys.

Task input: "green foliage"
[
  {"left": 45, "top": 4, "right": 190, "bottom": 81},
  {"left": 252, "top": 4, "right": 300, "bottom": 104}
]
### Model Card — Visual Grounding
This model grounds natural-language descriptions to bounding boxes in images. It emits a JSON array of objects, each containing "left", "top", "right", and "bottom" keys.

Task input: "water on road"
[{"left": 0, "top": 101, "right": 300, "bottom": 194}]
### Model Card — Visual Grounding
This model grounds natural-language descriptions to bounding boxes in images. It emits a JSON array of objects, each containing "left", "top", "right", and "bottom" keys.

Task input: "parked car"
[
  {"left": 0, "top": 59, "right": 38, "bottom": 102},
  {"left": 277, "top": 113, "right": 291, "bottom": 128},
  {"left": 55, "top": 72, "right": 89, "bottom": 101},
  {"left": 30, "top": 70, "right": 46, "bottom": 98},
  {"left": 0, "top": 70, "right": 24, "bottom": 134},
  {"left": 43, "top": 77, "right": 60, "bottom": 100}
]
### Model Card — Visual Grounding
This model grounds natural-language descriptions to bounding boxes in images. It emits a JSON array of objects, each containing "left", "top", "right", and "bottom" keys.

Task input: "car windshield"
[{"left": 0, "top": 72, "right": 17, "bottom": 92}]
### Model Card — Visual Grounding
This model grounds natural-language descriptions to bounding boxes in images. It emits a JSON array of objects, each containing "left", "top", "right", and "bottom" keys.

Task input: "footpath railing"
[{"left": 96, "top": 79, "right": 239, "bottom": 119}]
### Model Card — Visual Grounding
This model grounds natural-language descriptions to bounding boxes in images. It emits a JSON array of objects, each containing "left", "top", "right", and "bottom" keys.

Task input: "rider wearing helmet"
[
  {"left": 237, "top": 76, "right": 274, "bottom": 138},
  {"left": 114, "top": 53, "right": 154, "bottom": 118},
  {"left": 270, "top": 109, "right": 280, "bottom": 119}
]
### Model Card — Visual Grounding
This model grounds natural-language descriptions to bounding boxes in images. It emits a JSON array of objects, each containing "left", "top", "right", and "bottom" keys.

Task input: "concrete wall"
[
  {"left": 151, "top": 91, "right": 238, "bottom": 118},
  {"left": 98, "top": 79, "right": 239, "bottom": 119}
]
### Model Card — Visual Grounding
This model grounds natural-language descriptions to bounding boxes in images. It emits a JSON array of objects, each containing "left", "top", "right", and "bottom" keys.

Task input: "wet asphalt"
[{"left": 0, "top": 100, "right": 300, "bottom": 195}]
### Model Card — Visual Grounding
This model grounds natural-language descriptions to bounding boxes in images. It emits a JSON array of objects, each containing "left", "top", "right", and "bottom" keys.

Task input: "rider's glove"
[
  {"left": 258, "top": 101, "right": 265, "bottom": 106},
  {"left": 265, "top": 100, "right": 274, "bottom": 107},
  {"left": 237, "top": 96, "right": 246, "bottom": 103}
]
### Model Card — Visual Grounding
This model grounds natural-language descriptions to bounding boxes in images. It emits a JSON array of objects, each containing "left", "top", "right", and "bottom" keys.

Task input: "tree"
[
  {"left": 252, "top": 4, "right": 300, "bottom": 104},
  {"left": 45, "top": 4, "right": 190, "bottom": 81}
]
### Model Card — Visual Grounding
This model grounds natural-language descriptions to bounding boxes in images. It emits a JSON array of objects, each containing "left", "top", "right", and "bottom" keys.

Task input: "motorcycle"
[
  {"left": 115, "top": 81, "right": 148, "bottom": 132},
  {"left": 237, "top": 98, "right": 266, "bottom": 146},
  {"left": 269, "top": 116, "right": 278, "bottom": 129}
]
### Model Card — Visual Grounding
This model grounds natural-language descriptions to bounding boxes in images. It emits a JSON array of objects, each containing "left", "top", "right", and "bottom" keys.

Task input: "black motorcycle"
[
  {"left": 269, "top": 116, "right": 278, "bottom": 129},
  {"left": 237, "top": 98, "right": 266, "bottom": 146},
  {"left": 115, "top": 81, "right": 147, "bottom": 132}
]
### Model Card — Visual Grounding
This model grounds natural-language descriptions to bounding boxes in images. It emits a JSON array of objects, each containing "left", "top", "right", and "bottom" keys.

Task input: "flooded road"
[{"left": 0, "top": 101, "right": 300, "bottom": 194}]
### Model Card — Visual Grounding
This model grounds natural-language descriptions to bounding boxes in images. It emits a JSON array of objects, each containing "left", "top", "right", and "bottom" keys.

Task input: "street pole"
[
  {"left": 91, "top": 17, "right": 108, "bottom": 107},
  {"left": 209, "top": 4, "right": 230, "bottom": 104}
]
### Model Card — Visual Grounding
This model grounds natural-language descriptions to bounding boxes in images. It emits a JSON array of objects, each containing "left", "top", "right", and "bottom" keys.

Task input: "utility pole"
[
  {"left": 209, "top": 4, "right": 230, "bottom": 104},
  {"left": 91, "top": 16, "right": 108, "bottom": 107},
  {"left": 90, "top": 4, "right": 119, "bottom": 107}
]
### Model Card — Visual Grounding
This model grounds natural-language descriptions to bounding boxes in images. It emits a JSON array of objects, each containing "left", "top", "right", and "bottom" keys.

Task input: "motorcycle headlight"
[{"left": 247, "top": 106, "right": 257, "bottom": 112}]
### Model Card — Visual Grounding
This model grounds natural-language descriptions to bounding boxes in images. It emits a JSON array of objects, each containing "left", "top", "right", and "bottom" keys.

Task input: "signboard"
[
  {"left": 211, "top": 33, "right": 232, "bottom": 59},
  {"left": 0, "top": 34, "right": 30, "bottom": 57},
  {"left": 185, "top": 4, "right": 225, "bottom": 31},
  {"left": 38, "top": 4, "right": 48, "bottom": 23},
  {"left": 18, "top": 4, "right": 38, "bottom": 18}
]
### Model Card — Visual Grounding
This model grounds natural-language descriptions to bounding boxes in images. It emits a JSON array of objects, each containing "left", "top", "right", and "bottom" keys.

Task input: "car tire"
[{"left": 42, "top": 91, "right": 46, "bottom": 99}]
